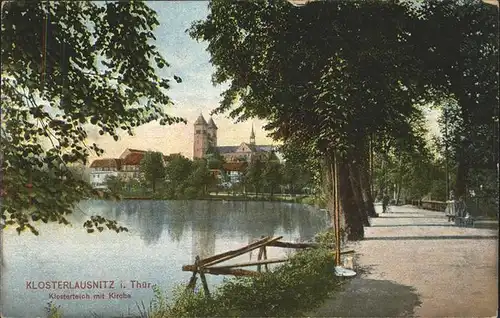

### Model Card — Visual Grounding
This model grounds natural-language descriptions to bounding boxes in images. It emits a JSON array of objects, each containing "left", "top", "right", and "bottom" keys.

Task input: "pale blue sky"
[{"left": 89, "top": 1, "right": 275, "bottom": 160}]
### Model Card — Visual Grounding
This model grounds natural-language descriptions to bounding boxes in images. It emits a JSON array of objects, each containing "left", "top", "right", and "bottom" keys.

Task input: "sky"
[
  {"left": 86, "top": 1, "right": 440, "bottom": 162},
  {"left": 87, "top": 1, "right": 275, "bottom": 161}
]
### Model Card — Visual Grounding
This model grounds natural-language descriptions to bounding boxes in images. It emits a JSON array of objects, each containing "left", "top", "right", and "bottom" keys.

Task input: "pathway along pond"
[{"left": 1, "top": 200, "right": 330, "bottom": 318}]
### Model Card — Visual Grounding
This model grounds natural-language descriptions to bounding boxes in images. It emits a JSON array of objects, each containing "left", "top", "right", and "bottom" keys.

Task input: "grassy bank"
[
  {"left": 296, "top": 194, "right": 328, "bottom": 209},
  {"left": 47, "top": 230, "right": 342, "bottom": 318},
  {"left": 110, "top": 193, "right": 314, "bottom": 204},
  {"left": 144, "top": 248, "right": 340, "bottom": 317}
]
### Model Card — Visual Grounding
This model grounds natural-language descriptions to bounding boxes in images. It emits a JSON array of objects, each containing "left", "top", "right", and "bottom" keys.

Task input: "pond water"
[{"left": 1, "top": 200, "right": 330, "bottom": 318}]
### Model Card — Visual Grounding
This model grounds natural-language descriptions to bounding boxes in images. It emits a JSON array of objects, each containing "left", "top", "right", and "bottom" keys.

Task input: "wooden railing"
[
  {"left": 410, "top": 200, "right": 447, "bottom": 212},
  {"left": 182, "top": 235, "right": 355, "bottom": 298}
]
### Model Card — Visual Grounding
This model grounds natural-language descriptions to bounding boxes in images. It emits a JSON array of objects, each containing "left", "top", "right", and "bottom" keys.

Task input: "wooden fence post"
[
  {"left": 199, "top": 270, "right": 211, "bottom": 299},
  {"left": 257, "top": 247, "right": 264, "bottom": 272},
  {"left": 194, "top": 255, "right": 211, "bottom": 299},
  {"left": 186, "top": 256, "right": 199, "bottom": 292}
]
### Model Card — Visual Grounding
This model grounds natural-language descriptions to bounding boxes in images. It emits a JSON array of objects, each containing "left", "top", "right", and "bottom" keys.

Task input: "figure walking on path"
[{"left": 382, "top": 193, "right": 390, "bottom": 213}]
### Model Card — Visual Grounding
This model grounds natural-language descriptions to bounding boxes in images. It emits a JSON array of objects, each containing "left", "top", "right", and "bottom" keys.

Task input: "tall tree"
[
  {"left": 1, "top": 1, "right": 182, "bottom": 234},
  {"left": 163, "top": 154, "right": 193, "bottom": 198},
  {"left": 205, "top": 148, "right": 226, "bottom": 195},
  {"left": 105, "top": 175, "right": 125, "bottom": 195},
  {"left": 279, "top": 141, "right": 320, "bottom": 196},
  {"left": 206, "top": 147, "right": 225, "bottom": 170},
  {"left": 189, "top": 0, "right": 431, "bottom": 240},
  {"left": 188, "top": 159, "right": 212, "bottom": 196},
  {"left": 414, "top": 1, "right": 498, "bottom": 199},
  {"left": 262, "top": 155, "right": 282, "bottom": 197},
  {"left": 245, "top": 158, "right": 265, "bottom": 196},
  {"left": 372, "top": 118, "right": 441, "bottom": 203},
  {"left": 164, "top": 154, "right": 193, "bottom": 190},
  {"left": 140, "top": 151, "right": 165, "bottom": 193}
]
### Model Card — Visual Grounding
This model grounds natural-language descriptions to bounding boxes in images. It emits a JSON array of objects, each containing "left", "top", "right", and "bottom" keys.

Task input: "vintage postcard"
[{"left": 1, "top": 0, "right": 498, "bottom": 317}]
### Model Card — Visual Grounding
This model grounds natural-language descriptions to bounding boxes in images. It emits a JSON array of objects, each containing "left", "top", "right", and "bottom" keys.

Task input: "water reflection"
[
  {"left": 1, "top": 199, "right": 328, "bottom": 318},
  {"left": 82, "top": 200, "right": 330, "bottom": 248},
  {"left": 74, "top": 200, "right": 330, "bottom": 267}
]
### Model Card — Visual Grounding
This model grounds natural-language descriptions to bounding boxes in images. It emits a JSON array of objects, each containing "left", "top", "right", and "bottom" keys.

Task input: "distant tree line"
[{"left": 103, "top": 150, "right": 313, "bottom": 200}]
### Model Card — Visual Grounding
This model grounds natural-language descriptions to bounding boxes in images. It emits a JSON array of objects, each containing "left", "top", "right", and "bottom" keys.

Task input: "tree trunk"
[
  {"left": 395, "top": 156, "right": 404, "bottom": 205},
  {"left": 323, "top": 153, "right": 365, "bottom": 242},
  {"left": 339, "top": 160, "right": 365, "bottom": 241},
  {"left": 455, "top": 158, "right": 468, "bottom": 199},
  {"left": 396, "top": 185, "right": 402, "bottom": 205},
  {"left": 357, "top": 139, "right": 378, "bottom": 218},
  {"left": 358, "top": 163, "right": 378, "bottom": 218},
  {"left": 347, "top": 163, "right": 371, "bottom": 226},
  {"left": 454, "top": 125, "right": 470, "bottom": 200},
  {"left": 349, "top": 137, "right": 377, "bottom": 219},
  {"left": 452, "top": 65, "right": 472, "bottom": 201}
]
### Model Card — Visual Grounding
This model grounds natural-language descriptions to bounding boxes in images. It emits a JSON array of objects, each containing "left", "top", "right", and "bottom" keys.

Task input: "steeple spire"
[
  {"left": 207, "top": 117, "right": 218, "bottom": 130},
  {"left": 194, "top": 113, "right": 207, "bottom": 126}
]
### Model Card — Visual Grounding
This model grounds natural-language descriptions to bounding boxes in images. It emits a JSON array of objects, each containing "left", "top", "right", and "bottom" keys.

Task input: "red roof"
[
  {"left": 223, "top": 162, "right": 248, "bottom": 172},
  {"left": 122, "top": 152, "right": 144, "bottom": 165},
  {"left": 89, "top": 158, "right": 122, "bottom": 169}
]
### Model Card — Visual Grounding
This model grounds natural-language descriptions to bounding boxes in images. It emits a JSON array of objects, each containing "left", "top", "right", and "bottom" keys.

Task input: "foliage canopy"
[{"left": 1, "top": 1, "right": 182, "bottom": 234}]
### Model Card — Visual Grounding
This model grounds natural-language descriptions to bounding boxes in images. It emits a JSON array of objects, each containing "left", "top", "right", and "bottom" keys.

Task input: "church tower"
[
  {"left": 207, "top": 117, "right": 218, "bottom": 149},
  {"left": 250, "top": 124, "right": 256, "bottom": 145},
  {"left": 193, "top": 114, "right": 208, "bottom": 159}
]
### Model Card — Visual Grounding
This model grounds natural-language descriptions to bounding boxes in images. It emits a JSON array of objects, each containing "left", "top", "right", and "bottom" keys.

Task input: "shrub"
[
  {"left": 45, "top": 301, "right": 63, "bottom": 318},
  {"left": 314, "top": 227, "right": 336, "bottom": 246},
  {"left": 183, "top": 186, "right": 198, "bottom": 199},
  {"left": 149, "top": 247, "right": 341, "bottom": 317}
]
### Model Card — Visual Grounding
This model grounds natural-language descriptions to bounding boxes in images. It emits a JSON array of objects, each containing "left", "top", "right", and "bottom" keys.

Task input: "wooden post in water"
[
  {"left": 257, "top": 246, "right": 263, "bottom": 272},
  {"left": 199, "top": 270, "right": 211, "bottom": 299},
  {"left": 257, "top": 236, "right": 265, "bottom": 272},
  {"left": 195, "top": 256, "right": 211, "bottom": 299},
  {"left": 263, "top": 246, "right": 269, "bottom": 272},
  {"left": 186, "top": 257, "right": 199, "bottom": 292}
]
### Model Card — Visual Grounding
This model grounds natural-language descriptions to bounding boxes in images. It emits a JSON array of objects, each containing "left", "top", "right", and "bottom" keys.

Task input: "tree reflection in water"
[
  {"left": 190, "top": 200, "right": 217, "bottom": 261},
  {"left": 77, "top": 199, "right": 329, "bottom": 249}
]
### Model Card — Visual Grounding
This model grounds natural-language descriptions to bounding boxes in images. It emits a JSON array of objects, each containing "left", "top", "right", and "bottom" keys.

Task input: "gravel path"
[{"left": 310, "top": 205, "right": 498, "bottom": 317}]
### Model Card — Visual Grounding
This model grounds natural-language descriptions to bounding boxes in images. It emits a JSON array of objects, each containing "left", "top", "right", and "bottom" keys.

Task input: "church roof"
[
  {"left": 255, "top": 145, "right": 275, "bottom": 152},
  {"left": 194, "top": 114, "right": 207, "bottom": 125},
  {"left": 216, "top": 144, "right": 274, "bottom": 154},
  {"left": 207, "top": 117, "right": 218, "bottom": 129},
  {"left": 216, "top": 146, "right": 238, "bottom": 154}
]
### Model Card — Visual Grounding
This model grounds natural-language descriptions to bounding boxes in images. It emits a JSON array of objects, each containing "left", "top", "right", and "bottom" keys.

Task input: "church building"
[{"left": 192, "top": 114, "right": 275, "bottom": 162}]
